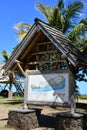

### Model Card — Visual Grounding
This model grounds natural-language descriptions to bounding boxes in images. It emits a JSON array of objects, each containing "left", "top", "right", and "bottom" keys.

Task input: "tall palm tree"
[
  {"left": 15, "top": 0, "right": 87, "bottom": 49},
  {"left": 36, "top": 0, "right": 85, "bottom": 33},
  {"left": 14, "top": 0, "right": 87, "bottom": 92},
  {"left": 36, "top": 0, "right": 87, "bottom": 85}
]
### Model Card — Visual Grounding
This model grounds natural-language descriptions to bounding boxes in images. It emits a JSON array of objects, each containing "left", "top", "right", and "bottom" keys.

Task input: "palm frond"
[
  {"left": 49, "top": 7, "right": 65, "bottom": 32},
  {"left": 14, "top": 22, "right": 31, "bottom": 31},
  {"left": 65, "top": 1, "right": 84, "bottom": 20},
  {"left": 17, "top": 30, "right": 27, "bottom": 41},
  {"left": 73, "top": 38, "right": 87, "bottom": 53},
  {"left": 64, "top": 1, "right": 84, "bottom": 32},
  {"left": 36, "top": 3, "right": 53, "bottom": 22},
  {"left": 67, "top": 19, "right": 87, "bottom": 39},
  {"left": 14, "top": 22, "right": 31, "bottom": 41},
  {"left": 57, "top": 0, "right": 64, "bottom": 11},
  {"left": 1, "top": 50, "right": 10, "bottom": 61}
]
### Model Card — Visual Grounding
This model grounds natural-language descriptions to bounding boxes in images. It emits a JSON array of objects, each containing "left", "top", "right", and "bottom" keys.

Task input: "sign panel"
[{"left": 27, "top": 73, "right": 69, "bottom": 104}]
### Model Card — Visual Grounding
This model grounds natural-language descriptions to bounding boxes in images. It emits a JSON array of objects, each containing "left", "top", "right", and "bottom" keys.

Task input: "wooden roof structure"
[
  {"left": 3, "top": 18, "right": 87, "bottom": 76},
  {"left": 0, "top": 63, "right": 24, "bottom": 95}
]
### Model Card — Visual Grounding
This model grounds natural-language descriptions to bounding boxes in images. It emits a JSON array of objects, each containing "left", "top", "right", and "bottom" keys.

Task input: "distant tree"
[
  {"left": 1, "top": 50, "right": 10, "bottom": 62},
  {"left": 1, "top": 50, "right": 23, "bottom": 96}
]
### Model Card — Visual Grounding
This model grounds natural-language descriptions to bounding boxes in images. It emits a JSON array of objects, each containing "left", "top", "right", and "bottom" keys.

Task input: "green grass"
[
  {"left": 0, "top": 95, "right": 24, "bottom": 101},
  {"left": 78, "top": 95, "right": 87, "bottom": 100},
  {"left": 13, "top": 95, "right": 24, "bottom": 101},
  {"left": 0, "top": 95, "right": 24, "bottom": 107},
  {"left": 0, "top": 96, "right": 6, "bottom": 100},
  {"left": 4, "top": 102, "right": 23, "bottom": 108},
  {"left": 0, "top": 125, "right": 14, "bottom": 130}
]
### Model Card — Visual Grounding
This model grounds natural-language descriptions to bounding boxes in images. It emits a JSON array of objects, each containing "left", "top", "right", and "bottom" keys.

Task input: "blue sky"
[
  {"left": 0, "top": 0, "right": 57, "bottom": 60},
  {"left": 0, "top": 0, "right": 87, "bottom": 94}
]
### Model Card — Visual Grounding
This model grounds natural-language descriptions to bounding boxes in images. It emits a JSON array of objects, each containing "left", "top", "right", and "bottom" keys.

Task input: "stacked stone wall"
[
  {"left": 8, "top": 109, "right": 39, "bottom": 130},
  {"left": 55, "top": 112, "right": 87, "bottom": 130}
]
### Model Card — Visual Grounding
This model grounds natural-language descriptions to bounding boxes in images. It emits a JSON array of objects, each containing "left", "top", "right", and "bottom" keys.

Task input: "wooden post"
[
  {"left": 8, "top": 90, "right": 13, "bottom": 99},
  {"left": 15, "top": 60, "right": 26, "bottom": 77},
  {"left": 23, "top": 70, "right": 29, "bottom": 109}
]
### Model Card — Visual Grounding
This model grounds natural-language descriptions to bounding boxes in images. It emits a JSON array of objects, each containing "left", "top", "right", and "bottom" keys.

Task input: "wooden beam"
[
  {"left": 36, "top": 45, "right": 39, "bottom": 69},
  {"left": 47, "top": 44, "right": 50, "bottom": 69},
  {"left": 21, "top": 50, "right": 59, "bottom": 63},
  {"left": 20, "top": 31, "right": 41, "bottom": 59},
  {"left": 15, "top": 60, "right": 26, "bottom": 77},
  {"left": 66, "top": 59, "right": 75, "bottom": 78},
  {"left": 37, "top": 41, "right": 51, "bottom": 45},
  {"left": 31, "top": 50, "right": 58, "bottom": 55},
  {"left": 28, "top": 60, "right": 66, "bottom": 65},
  {"left": 15, "top": 59, "right": 22, "bottom": 64}
]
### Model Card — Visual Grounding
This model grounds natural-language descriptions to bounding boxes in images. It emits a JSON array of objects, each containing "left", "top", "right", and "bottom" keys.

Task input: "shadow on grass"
[{"left": 76, "top": 102, "right": 87, "bottom": 109}]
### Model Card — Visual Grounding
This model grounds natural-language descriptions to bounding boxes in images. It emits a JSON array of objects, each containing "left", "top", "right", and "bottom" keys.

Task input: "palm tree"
[
  {"left": 1, "top": 50, "right": 10, "bottom": 62},
  {"left": 14, "top": 22, "right": 31, "bottom": 41},
  {"left": 36, "top": 0, "right": 87, "bottom": 87},
  {"left": 36, "top": 0, "right": 87, "bottom": 50},
  {"left": 1, "top": 50, "right": 24, "bottom": 97},
  {"left": 15, "top": 0, "right": 87, "bottom": 49},
  {"left": 36, "top": 0, "right": 85, "bottom": 33},
  {"left": 14, "top": 0, "right": 87, "bottom": 92}
]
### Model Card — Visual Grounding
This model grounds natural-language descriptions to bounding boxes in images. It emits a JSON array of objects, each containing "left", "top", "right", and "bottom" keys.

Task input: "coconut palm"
[
  {"left": 15, "top": 0, "right": 87, "bottom": 49},
  {"left": 13, "top": 0, "right": 87, "bottom": 92},
  {"left": 36, "top": 0, "right": 87, "bottom": 53},
  {"left": 36, "top": 0, "right": 85, "bottom": 33},
  {"left": 14, "top": 22, "right": 31, "bottom": 41},
  {"left": 36, "top": 0, "right": 87, "bottom": 86}
]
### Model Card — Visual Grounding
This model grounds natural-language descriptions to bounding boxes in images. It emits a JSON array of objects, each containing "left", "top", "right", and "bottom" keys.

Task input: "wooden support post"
[
  {"left": 8, "top": 90, "right": 13, "bottom": 99},
  {"left": 15, "top": 60, "right": 26, "bottom": 77},
  {"left": 36, "top": 45, "right": 39, "bottom": 70},
  {"left": 15, "top": 60, "right": 28, "bottom": 109}
]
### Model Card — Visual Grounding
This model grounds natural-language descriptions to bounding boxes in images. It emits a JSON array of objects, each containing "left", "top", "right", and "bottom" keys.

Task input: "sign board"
[{"left": 25, "top": 71, "right": 73, "bottom": 105}]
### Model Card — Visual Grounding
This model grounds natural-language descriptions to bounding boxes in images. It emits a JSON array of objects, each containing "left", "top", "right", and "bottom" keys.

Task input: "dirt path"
[
  {"left": 0, "top": 100, "right": 24, "bottom": 130},
  {"left": 0, "top": 104, "right": 8, "bottom": 126},
  {"left": 0, "top": 99, "right": 86, "bottom": 130},
  {"left": 0, "top": 104, "right": 16, "bottom": 127},
  {"left": 0, "top": 102, "right": 61, "bottom": 130}
]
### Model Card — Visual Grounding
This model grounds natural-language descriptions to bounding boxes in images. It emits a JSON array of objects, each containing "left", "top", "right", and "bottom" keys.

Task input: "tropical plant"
[
  {"left": 36, "top": 0, "right": 87, "bottom": 54},
  {"left": 13, "top": 0, "right": 87, "bottom": 93},
  {"left": 14, "top": 22, "right": 31, "bottom": 41},
  {"left": 36, "top": 0, "right": 85, "bottom": 33},
  {"left": 1, "top": 50, "right": 10, "bottom": 62},
  {"left": 1, "top": 50, "right": 24, "bottom": 96},
  {"left": 36, "top": 0, "right": 87, "bottom": 91},
  {"left": 15, "top": 0, "right": 87, "bottom": 47}
]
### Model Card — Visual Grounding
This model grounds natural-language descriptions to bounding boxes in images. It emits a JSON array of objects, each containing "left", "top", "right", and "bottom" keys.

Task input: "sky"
[
  {"left": 0, "top": 0, "right": 57, "bottom": 60},
  {"left": 0, "top": 0, "right": 87, "bottom": 94}
]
